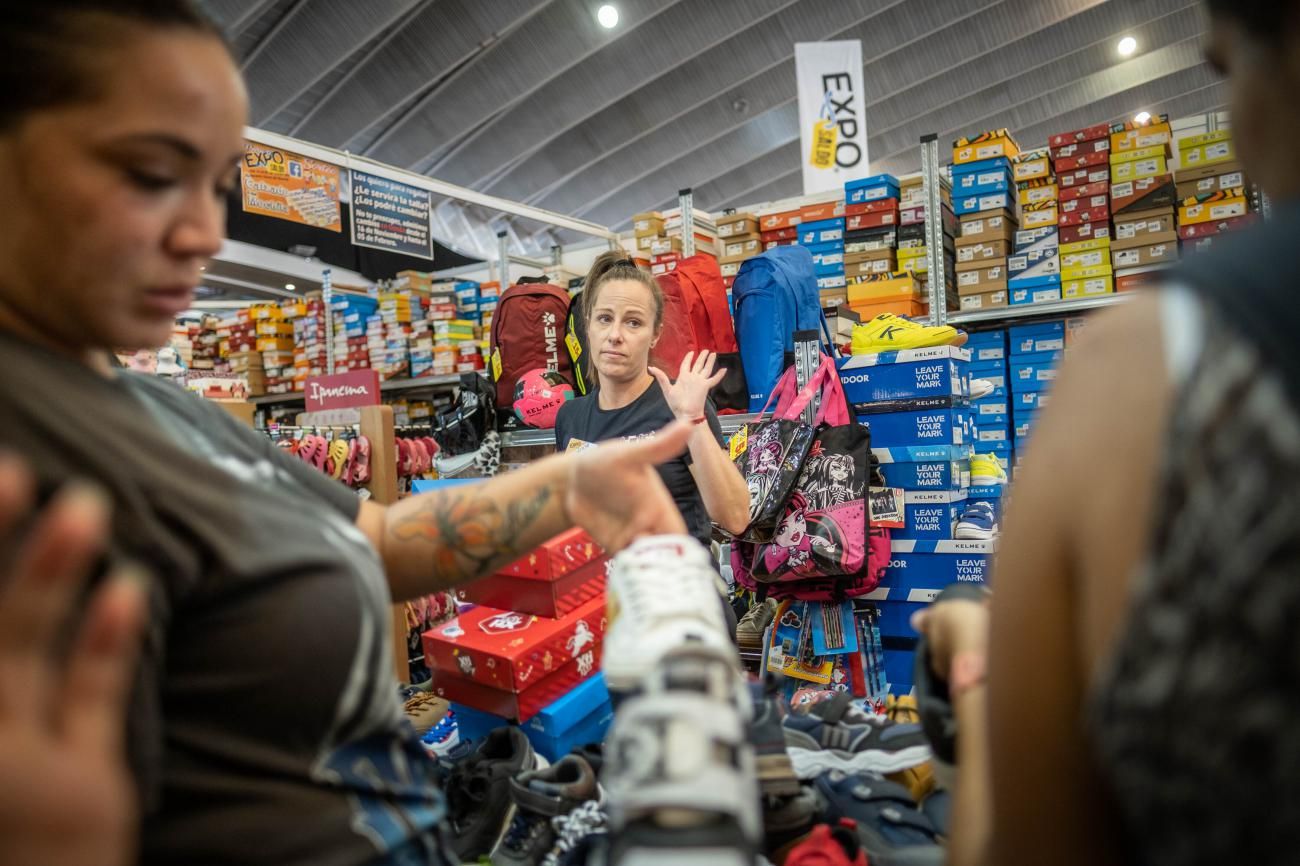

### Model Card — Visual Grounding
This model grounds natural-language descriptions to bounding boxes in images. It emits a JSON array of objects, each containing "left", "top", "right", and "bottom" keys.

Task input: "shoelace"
[
  {"left": 542, "top": 800, "right": 606, "bottom": 866},
  {"left": 500, "top": 810, "right": 547, "bottom": 854}
]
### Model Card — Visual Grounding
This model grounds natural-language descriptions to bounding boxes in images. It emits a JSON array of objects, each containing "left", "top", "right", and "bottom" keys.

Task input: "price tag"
[
  {"left": 728, "top": 424, "right": 749, "bottom": 461},
  {"left": 809, "top": 118, "right": 837, "bottom": 169},
  {"left": 564, "top": 331, "right": 582, "bottom": 360},
  {"left": 490, "top": 348, "right": 502, "bottom": 381}
]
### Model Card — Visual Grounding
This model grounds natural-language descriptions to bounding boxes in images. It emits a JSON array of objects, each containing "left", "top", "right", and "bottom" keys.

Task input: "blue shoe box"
[
  {"left": 450, "top": 702, "right": 510, "bottom": 743},
  {"left": 973, "top": 398, "right": 1009, "bottom": 425},
  {"left": 799, "top": 220, "right": 845, "bottom": 245},
  {"left": 845, "top": 174, "right": 900, "bottom": 204},
  {"left": 1008, "top": 247, "right": 1060, "bottom": 279},
  {"left": 864, "top": 407, "right": 971, "bottom": 448},
  {"left": 879, "top": 458, "right": 969, "bottom": 492},
  {"left": 1010, "top": 351, "right": 1061, "bottom": 393},
  {"left": 877, "top": 539, "right": 994, "bottom": 601},
  {"left": 1011, "top": 284, "right": 1062, "bottom": 306},
  {"left": 968, "top": 363, "right": 1007, "bottom": 394},
  {"left": 1009, "top": 321, "right": 1065, "bottom": 355},
  {"left": 897, "top": 490, "right": 967, "bottom": 540},
  {"left": 952, "top": 169, "right": 1013, "bottom": 197},
  {"left": 968, "top": 483, "right": 1004, "bottom": 500},
  {"left": 1014, "top": 390, "right": 1052, "bottom": 413},
  {"left": 955, "top": 191, "right": 1014, "bottom": 216},
  {"left": 803, "top": 238, "right": 843, "bottom": 256},
  {"left": 975, "top": 424, "right": 1011, "bottom": 445},
  {"left": 524, "top": 675, "right": 614, "bottom": 761},
  {"left": 1009, "top": 272, "right": 1061, "bottom": 292},
  {"left": 874, "top": 601, "right": 925, "bottom": 641},
  {"left": 969, "top": 342, "right": 1007, "bottom": 363},
  {"left": 1013, "top": 226, "right": 1059, "bottom": 254},
  {"left": 837, "top": 347, "right": 970, "bottom": 405},
  {"left": 950, "top": 156, "right": 1013, "bottom": 182}
]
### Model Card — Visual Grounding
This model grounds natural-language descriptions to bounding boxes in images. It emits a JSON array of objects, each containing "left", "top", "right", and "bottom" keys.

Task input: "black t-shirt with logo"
[{"left": 554, "top": 379, "right": 724, "bottom": 548}]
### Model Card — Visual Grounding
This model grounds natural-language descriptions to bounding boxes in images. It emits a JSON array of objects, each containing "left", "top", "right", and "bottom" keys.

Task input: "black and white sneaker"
[
  {"left": 444, "top": 727, "right": 546, "bottom": 862},
  {"left": 782, "top": 693, "right": 932, "bottom": 779},
  {"left": 604, "top": 645, "right": 760, "bottom": 865},
  {"left": 492, "top": 755, "right": 600, "bottom": 866}
]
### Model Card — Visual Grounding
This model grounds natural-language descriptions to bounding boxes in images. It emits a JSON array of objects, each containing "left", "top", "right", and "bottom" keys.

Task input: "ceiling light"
[
  {"left": 284, "top": 283, "right": 296, "bottom": 291},
  {"left": 1133, "top": 111, "right": 1151, "bottom": 124},
  {"left": 1117, "top": 36, "right": 1137, "bottom": 57},
  {"left": 596, "top": 4, "right": 618, "bottom": 28}
]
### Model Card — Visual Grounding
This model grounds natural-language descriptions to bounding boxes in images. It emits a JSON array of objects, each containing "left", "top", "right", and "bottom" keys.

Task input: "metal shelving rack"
[{"left": 947, "top": 293, "right": 1131, "bottom": 326}]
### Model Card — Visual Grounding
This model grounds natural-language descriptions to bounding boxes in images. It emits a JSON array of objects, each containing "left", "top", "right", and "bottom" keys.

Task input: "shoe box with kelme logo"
[
  {"left": 837, "top": 346, "right": 971, "bottom": 407},
  {"left": 870, "top": 539, "right": 995, "bottom": 602}
]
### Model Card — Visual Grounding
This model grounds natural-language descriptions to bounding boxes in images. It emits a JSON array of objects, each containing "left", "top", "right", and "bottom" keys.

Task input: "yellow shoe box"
[
  {"left": 1179, "top": 189, "right": 1249, "bottom": 225},
  {"left": 1062, "top": 276, "right": 1114, "bottom": 299},
  {"left": 953, "top": 128, "right": 1020, "bottom": 164},
  {"left": 1177, "top": 130, "right": 1234, "bottom": 170}
]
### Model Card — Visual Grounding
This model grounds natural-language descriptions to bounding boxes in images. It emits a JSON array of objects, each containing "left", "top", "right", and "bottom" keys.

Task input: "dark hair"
[
  {"left": 1, "top": 1, "right": 227, "bottom": 131},
  {"left": 1206, "top": 0, "right": 1300, "bottom": 41},
  {"left": 579, "top": 250, "right": 664, "bottom": 388}
]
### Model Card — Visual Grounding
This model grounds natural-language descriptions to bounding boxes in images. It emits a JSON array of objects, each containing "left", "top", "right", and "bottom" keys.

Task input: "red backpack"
[
  {"left": 654, "top": 255, "right": 749, "bottom": 412},
  {"left": 489, "top": 278, "right": 575, "bottom": 416}
]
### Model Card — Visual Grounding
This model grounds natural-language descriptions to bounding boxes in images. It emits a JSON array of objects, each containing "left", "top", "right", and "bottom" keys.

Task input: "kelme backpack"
[{"left": 489, "top": 277, "right": 575, "bottom": 419}]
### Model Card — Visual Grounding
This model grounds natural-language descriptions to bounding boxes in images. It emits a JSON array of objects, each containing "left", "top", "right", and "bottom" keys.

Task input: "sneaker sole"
[
  {"left": 755, "top": 753, "right": 803, "bottom": 798},
  {"left": 787, "top": 744, "right": 933, "bottom": 779},
  {"left": 953, "top": 526, "right": 995, "bottom": 540},
  {"left": 969, "top": 475, "right": 1004, "bottom": 487}
]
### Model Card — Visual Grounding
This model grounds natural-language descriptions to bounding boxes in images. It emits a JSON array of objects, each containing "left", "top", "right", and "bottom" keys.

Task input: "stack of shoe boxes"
[
  {"left": 1175, "top": 128, "right": 1256, "bottom": 258},
  {"left": 1109, "top": 115, "right": 1178, "bottom": 293},
  {"left": 287, "top": 295, "right": 327, "bottom": 384},
  {"left": 836, "top": 342, "right": 990, "bottom": 695},
  {"left": 799, "top": 197, "right": 848, "bottom": 306},
  {"left": 630, "top": 210, "right": 673, "bottom": 277},
  {"left": 953, "top": 129, "right": 1020, "bottom": 313},
  {"left": 1008, "top": 149, "right": 1062, "bottom": 306},
  {"left": 330, "top": 293, "right": 377, "bottom": 377},
  {"left": 843, "top": 193, "right": 900, "bottom": 308},
  {"left": 896, "top": 173, "right": 958, "bottom": 315},
  {"left": 716, "top": 211, "right": 761, "bottom": 294},
  {"left": 758, "top": 206, "right": 801, "bottom": 257},
  {"left": 1008, "top": 320, "right": 1065, "bottom": 452},
  {"left": 424, "top": 528, "right": 611, "bottom": 738},
  {"left": 656, "top": 206, "right": 719, "bottom": 279},
  {"left": 966, "top": 329, "right": 1012, "bottom": 475},
  {"left": 1049, "top": 122, "right": 1113, "bottom": 299}
]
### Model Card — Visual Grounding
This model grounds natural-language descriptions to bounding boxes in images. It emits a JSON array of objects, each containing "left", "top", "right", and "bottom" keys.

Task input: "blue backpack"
[{"left": 732, "top": 245, "right": 830, "bottom": 411}]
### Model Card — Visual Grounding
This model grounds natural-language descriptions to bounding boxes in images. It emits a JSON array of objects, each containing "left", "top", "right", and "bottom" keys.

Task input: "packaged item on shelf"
[
  {"left": 1174, "top": 159, "right": 1247, "bottom": 200},
  {"left": 799, "top": 219, "right": 846, "bottom": 245},
  {"left": 1115, "top": 265, "right": 1172, "bottom": 292},
  {"left": 844, "top": 252, "right": 897, "bottom": 278},
  {"left": 632, "top": 211, "right": 665, "bottom": 237},
  {"left": 896, "top": 490, "right": 967, "bottom": 541},
  {"left": 1009, "top": 320, "right": 1064, "bottom": 354},
  {"left": 846, "top": 272, "right": 924, "bottom": 305},
  {"left": 1017, "top": 178, "right": 1058, "bottom": 207},
  {"left": 1020, "top": 201, "right": 1057, "bottom": 229},
  {"left": 1060, "top": 240, "right": 1110, "bottom": 270},
  {"left": 846, "top": 207, "right": 899, "bottom": 232},
  {"left": 956, "top": 262, "right": 1007, "bottom": 296},
  {"left": 800, "top": 200, "right": 846, "bottom": 222},
  {"left": 1110, "top": 114, "right": 1172, "bottom": 153},
  {"left": 1009, "top": 246, "right": 1061, "bottom": 280},
  {"left": 876, "top": 444, "right": 972, "bottom": 492},
  {"left": 717, "top": 212, "right": 758, "bottom": 238},
  {"left": 955, "top": 191, "right": 1013, "bottom": 217},
  {"left": 862, "top": 406, "right": 972, "bottom": 448},
  {"left": 1111, "top": 242, "right": 1178, "bottom": 270},
  {"left": 953, "top": 129, "right": 1020, "bottom": 164},
  {"left": 719, "top": 237, "right": 762, "bottom": 264},
  {"left": 1014, "top": 226, "right": 1059, "bottom": 254},
  {"left": 1049, "top": 121, "right": 1110, "bottom": 154},
  {"left": 521, "top": 673, "right": 614, "bottom": 762},
  {"left": 1009, "top": 349, "right": 1062, "bottom": 392},
  {"left": 759, "top": 209, "right": 803, "bottom": 232},
  {"left": 1178, "top": 189, "right": 1249, "bottom": 226},
  {"left": 955, "top": 239, "right": 1010, "bottom": 269},
  {"left": 836, "top": 346, "right": 970, "bottom": 405},
  {"left": 1058, "top": 164, "right": 1112, "bottom": 189},
  {"left": 1062, "top": 276, "right": 1115, "bottom": 299},
  {"left": 957, "top": 209, "right": 1017, "bottom": 245},
  {"left": 1111, "top": 174, "right": 1177, "bottom": 216},
  {"left": 958, "top": 289, "right": 1008, "bottom": 312},
  {"left": 1176, "top": 213, "right": 1259, "bottom": 241},
  {"left": 1009, "top": 277, "right": 1062, "bottom": 306},
  {"left": 844, "top": 174, "right": 901, "bottom": 205},
  {"left": 950, "top": 157, "right": 1013, "bottom": 195},
  {"left": 1059, "top": 220, "right": 1112, "bottom": 246},
  {"left": 843, "top": 226, "right": 899, "bottom": 254},
  {"left": 1112, "top": 207, "right": 1177, "bottom": 250},
  {"left": 1012, "top": 148, "right": 1051, "bottom": 182},
  {"left": 1110, "top": 148, "right": 1170, "bottom": 184},
  {"left": 876, "top": 539, "right": 993, "bottom": 598},
  {"left": 1057, "top": 202, "right": 1108, "bottom": 228},
  {"left": 1054, "top": 148, "right": 1108, "bottom": 177},
  {"left": 1176, "top": 129, "right": 1234, "bottom": 169}
]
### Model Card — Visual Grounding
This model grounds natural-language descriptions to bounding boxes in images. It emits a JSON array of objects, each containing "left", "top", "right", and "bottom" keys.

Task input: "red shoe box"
[
  {"left": 1049, "top": 137, "right": 1110, "bottom": 161},
  {"left": 456, "top": 555, "right": 608, "bottom": 618},
  {"left": 423, "top": 593, "right": 607, "bottom": 694},
  {"left": 1177, "top": 213, "right": 1259, "bottom": 240},
  {"left": 1059, "top": 221, "right": 1112, "bottom": 246},
  {"left": 1060, "top": 192, "right": 1109, "bottom": 216},
  {"left": 1049, "top": 122, "right": 1111, "bottom": 151},
  {"left": 846, "top": 210, "right": 898, "bottom": 232},
  {"left": 1059, "top": 180, "right": 1109, "bottom": 204},
  {"left": 1059, "top": 166, "right": 1111, "bottom": 189},
  {"left": 1058, "top": 204, "right": 1110, "bottom": 227},
  {"left": 844, "top": 198, "right": 899, "bottom": 217},
  {"left": 430, "top": 640, "right": 604, "bottom": 722},
  {"left": 495, "top": 527, "right": 602, "bottom": 580},
  {"left": 1054, "top": 149, "right": 1109, "bottom": 175},
  {"left": 761, "top": 227, "right": 799, "bottom": 243}
]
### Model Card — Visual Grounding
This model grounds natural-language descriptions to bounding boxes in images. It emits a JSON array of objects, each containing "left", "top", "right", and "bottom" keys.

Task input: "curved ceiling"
[{"left": 205, "top": 0, "right": 1220, "bottom": 256}]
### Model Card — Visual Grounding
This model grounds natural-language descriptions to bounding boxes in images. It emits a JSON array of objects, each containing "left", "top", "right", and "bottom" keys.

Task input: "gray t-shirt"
[{"left": 0, "top": 334, "right": 451, "bottom": 865}]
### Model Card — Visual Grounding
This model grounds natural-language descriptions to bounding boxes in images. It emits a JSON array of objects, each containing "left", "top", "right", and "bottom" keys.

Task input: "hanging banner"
[
  {"left": 795, "top": 41, "right": 870, "bottom": 195},
  {"left": 240, "top": 140, "right": 342, "bottom": 231},
  {"left": 349, "top": 169, "right": 434, "bottom": 260}
]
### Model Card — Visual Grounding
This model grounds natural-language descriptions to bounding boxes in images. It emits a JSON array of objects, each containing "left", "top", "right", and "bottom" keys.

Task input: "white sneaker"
[
  {"left": 602, "top": 535, "right": 738, "bottom": 694},
  {"left": 969, "top": 378, "right": 995, "bottom": 400}
]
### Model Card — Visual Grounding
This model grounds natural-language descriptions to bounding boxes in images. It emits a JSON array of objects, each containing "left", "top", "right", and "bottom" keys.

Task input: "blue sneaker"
[
  {"left": 782, "top": 693, "right": 932, "bottom": 779},
  {"left": 954, "top": 502, "right": 997, "bottom": 540},
  {"left": 813, "top": 770, "right": 944, "bottom": 866}
]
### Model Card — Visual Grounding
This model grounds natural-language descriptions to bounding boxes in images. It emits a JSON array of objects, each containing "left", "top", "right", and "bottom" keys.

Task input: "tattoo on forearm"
[{"left": 388, "top": 484, "right": 553, "bottom": 584}]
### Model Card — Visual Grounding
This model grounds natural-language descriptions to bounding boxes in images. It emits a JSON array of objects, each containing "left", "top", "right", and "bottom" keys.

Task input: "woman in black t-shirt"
[{"left": 555, "top": 253, "right": 751, "bottom": 548}]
